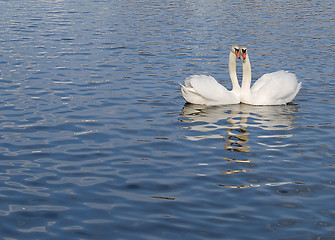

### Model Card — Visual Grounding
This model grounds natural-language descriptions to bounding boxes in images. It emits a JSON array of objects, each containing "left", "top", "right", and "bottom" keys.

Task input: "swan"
[
  {"left": 240, "top": 47, "right": 301, "bottom": 105},
  {"left": 180, "top": 45, "right": 241, "bottom": 106}
]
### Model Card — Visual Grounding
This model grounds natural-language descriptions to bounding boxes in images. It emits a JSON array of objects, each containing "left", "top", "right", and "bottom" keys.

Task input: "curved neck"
[
  {"left": 229, "top": 51, "right": 240, "bottom": 91},
  {"left": 241, "top": 54, "right": 252, "bottom": 93}
]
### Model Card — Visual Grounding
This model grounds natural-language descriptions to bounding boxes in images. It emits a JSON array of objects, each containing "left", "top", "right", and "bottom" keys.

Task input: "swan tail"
[
  {"left": 286, "top": 81, "right": 302, "bottom": 103},
  {"left": 180, "top": 82, "right": 207, "bottom": 104}
]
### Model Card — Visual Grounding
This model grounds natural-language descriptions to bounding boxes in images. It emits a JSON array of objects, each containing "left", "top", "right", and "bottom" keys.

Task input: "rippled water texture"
[{"left": 0, "top": 0, "right": 334, "bottom": 239}]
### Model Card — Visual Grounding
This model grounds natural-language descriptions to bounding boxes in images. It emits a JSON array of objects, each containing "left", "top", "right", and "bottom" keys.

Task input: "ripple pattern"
[{"left": 0, "top": 0, "right": 334, "bottom": 239}]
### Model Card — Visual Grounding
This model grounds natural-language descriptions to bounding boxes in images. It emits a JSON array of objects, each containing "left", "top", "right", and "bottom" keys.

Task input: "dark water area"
[{"left": 0, "top": 0, "right": 334, "bottom": 239}]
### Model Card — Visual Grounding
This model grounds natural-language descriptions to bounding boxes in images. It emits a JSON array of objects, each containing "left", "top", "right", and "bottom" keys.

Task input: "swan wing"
[
  {"left": 186, "top": 75, "right": 234, "bottom": 100},
  {"left": 251, "top": 70, "right": 301, "bottom": 104}
]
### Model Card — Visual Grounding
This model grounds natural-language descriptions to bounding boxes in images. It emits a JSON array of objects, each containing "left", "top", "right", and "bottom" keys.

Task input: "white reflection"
[
  {"left": 180, "top": 103, "right": 298, "bottom": 152},
  {"left": 239, "top": 104, "right": 298, "bottom": 131}
]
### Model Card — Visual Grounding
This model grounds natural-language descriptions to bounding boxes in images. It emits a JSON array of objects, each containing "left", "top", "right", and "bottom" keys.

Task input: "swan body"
[
  {"left": 180, "top": 45, "right": 241, "bottom": 106},
  {"left": 240, "top": 47, "right": 301, "bottom": 106}
]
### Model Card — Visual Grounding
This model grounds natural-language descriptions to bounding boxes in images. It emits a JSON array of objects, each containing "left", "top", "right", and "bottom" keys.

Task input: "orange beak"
[
  {"left": 242, "top": 52, "right": 246, "bottom": 60},
  {"left": 235, "top": 50, "right": 241, "bottom": 59}
]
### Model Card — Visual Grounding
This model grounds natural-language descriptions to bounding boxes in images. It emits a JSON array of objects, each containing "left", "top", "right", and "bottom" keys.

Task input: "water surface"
[{"left": 0, "top": 0, "right": 334, "bottom": 239}]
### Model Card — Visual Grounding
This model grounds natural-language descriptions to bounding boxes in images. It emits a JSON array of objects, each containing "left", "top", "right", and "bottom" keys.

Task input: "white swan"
[
  {"left": 180, "top": 45, "right": 241, "bottom": 106},
  {"left": 240, "top": 47, "right": 301, "bottom": 106}
]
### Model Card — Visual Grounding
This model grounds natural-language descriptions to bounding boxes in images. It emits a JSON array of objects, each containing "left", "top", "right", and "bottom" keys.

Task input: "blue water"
[{"left": 0, "top": 0, "right": 334, "bottom": 239}]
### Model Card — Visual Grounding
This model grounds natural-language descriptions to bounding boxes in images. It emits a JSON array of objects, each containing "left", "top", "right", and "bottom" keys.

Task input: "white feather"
[
  {"left": 180, "top": 75, "right": 239, "bottom": 106},
  {"left": 250, "top": 70, "right": 302, "bottom": 105}
]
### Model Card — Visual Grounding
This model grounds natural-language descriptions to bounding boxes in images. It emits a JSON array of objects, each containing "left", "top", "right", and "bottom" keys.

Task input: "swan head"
[
  {"left": 231, "top": 45, "right": 240, "bottom": 59},
  {"left": 240, "top": 46, "right": 248, "bottom": 62}
]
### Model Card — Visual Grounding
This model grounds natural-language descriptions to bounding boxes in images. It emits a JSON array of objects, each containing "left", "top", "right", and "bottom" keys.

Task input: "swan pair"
[{"left": 180, "top": 45, "right": 301, "bottom": 106}]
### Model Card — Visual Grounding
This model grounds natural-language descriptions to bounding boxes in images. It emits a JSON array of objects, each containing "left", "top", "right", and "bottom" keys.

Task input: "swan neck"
[
  {"left": 229, "top": 51, "right": 240, "bottom": 91},
  {"left": 241, "top": 54, "right": 251, "bottom": 92}
]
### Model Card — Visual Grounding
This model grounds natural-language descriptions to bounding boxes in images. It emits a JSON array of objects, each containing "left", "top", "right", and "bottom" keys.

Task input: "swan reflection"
[{"left": 180, "top": 103, "right": 298, "bottom": 153}]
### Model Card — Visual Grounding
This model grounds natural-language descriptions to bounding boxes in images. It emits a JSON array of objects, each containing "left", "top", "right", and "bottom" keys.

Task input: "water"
[{"left": 0, "top": 0, "right": 334, "bottom": 239}]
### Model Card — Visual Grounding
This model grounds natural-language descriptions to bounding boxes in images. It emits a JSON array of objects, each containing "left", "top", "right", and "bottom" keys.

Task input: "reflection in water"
[
  {"left": 181, "top": 104, "right": 249, "bottom": 152},
  {"left": 180, "top": 103, "right": 298, "bottom": 152},
  {"left": 180, "top": 103, "right": 299, "bottom": 189}
]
